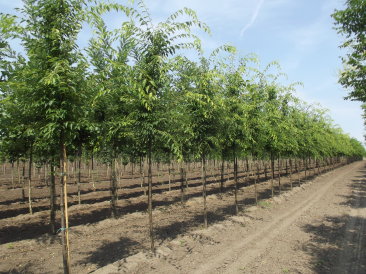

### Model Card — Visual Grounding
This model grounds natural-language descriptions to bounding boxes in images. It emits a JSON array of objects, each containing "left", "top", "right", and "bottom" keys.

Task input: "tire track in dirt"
[{"left": 194, "top": 162, "right": 363, "bottom": 274}]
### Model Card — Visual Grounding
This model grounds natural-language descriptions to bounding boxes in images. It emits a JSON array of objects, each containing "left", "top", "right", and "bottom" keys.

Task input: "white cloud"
[{"left": 240, "top": 0, "right": 265, "bottom": 37}]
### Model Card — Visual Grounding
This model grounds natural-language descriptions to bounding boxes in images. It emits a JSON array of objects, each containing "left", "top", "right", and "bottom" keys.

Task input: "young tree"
[{"left": 16, "top": 0, "right": 87, "bottom": 272}]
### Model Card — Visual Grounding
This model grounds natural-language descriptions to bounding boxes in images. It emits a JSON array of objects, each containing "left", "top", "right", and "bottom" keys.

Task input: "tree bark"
[
  {"left": 77, "top": 152, "right": 81, "bottom": 205},
  {"left": 28, "top": 147, "right": 33, "bottom": 215},
  {"left": 60, "top": 142, "right": 71, "bottom": 274},
  {"left": 278, "top": 156, "right": 281, "bottom": 195},
  {"left": 180, "top": 163, "right": 185, "bottom": 203},
  {"left": 50, "top": 163, "right": 56, "bottom": 234},
  {"left": 234, "top": 156, "right": 239, "bottom": 214},
  {"left": 289, "top": 158, "right": 293, "bottom": 190},
  {"left": 147, "top": 147, "right": 154, "bottom": 251},
  {"left": 110, "top": 157, "right": 118, "bottom": 218},
  {"left": 220, "top": 154, "right": 225, "bottom": 192},
  {"left": 270, "top": 153, "right": 275, "bottom": 198},
  {"left": 202, "top": 156, "right": 208, "bottom": 228}
]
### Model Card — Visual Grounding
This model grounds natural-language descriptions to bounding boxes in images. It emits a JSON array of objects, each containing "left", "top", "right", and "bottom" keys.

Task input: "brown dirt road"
[{"left": 95, "top": 161, "right": 366, "bottom": 274}]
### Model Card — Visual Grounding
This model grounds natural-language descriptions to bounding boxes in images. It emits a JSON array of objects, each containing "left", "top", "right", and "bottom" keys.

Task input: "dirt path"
[{"left": 95, "top": 161, "right": 366, "bottom": 274}]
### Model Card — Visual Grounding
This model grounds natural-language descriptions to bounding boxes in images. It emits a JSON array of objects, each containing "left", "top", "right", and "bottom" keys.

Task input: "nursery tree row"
[{"left": 1, "top": 0, "right": 365, "bottom": 273}]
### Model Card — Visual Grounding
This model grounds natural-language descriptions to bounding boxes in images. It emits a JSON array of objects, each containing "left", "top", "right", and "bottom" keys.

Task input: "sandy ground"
[
  {"left": 1, "top": 160, "right": 365, "bottom": 273},
  {"left": 94, "top": 161, "right": 366, "bottom": 274}
]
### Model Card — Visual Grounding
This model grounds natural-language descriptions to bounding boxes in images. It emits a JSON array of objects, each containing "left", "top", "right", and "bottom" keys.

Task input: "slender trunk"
[
  {"left": 304, "top": 158, "right": 307, "bottom": 180},
  {"left": 297, "top": 159, "right": 301, "bottom": 185},
  {"left": 50, "top": 163, "right": 56, "bottom": 234},
  {"left": 202, "top": 156, "right": 208, "bottom": 228},
  {"left": 220, "top": 155, "right": 224, "bottom": 192},
  {"left": 22, "top": 161, "right": 25, "bottom": 201},
  {"left": 168, "top": 162, "right": 171, "bottom": 191},
  {"left": 11, "top": 162, "right": 14, "bottom": 189},
  {"left": 28, "top": 148, "right": 33, "bottom": 215},
  {"left": 264, "top": 161, "right": 268, "bottom": 180},
  {"left": 234, "top": 156, "right": 239, "bottom": 214},
  {"left": 285, "top": 159, "right": 288, "bottom": 175},
  {"left": 110, "top": 158, "right": 118, "bottom": 218},
  {"left": 245, "top": 158, "right": 249, "bottom": 186},
  {"left": 78, "top": 148, "right": 82, "bottom": 205},
  {"left": 184, "top": 162, "right": 188, "bottom": 189},
  {"left": 17, "top": 159, "right": 20, "bottom": 188},
  {"left": 60, "top": 142, "right": 71, "bottom": 274},
  {"left": 289, "top": 158, "right": 293, "bottom": 190},
  {"left": 254, "top": 159, "right": 258, "bottom": 204},
  {"left": 180, "top": 163, "right": 185, "bottom": 203},
  {"left": 140, "top": 158, "right": 146, "bottom": 195},
  {"left": 44, "top": 164, "right": 48, "bottom": 187},
  {"left": 147, "top": 147, "right": 154, "bottom": 251},
  {"left": 278, "top": 157, "right": 281, "bottom": 195},
  {"left": 91, "top": 153, "right": 95, "bottom": 190},
  {"left": 270, "top": 154, "right": 274, "bottom": 198}
]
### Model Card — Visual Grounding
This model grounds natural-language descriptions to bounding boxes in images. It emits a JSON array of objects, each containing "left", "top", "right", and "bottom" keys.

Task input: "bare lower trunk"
[
  {"left": 78, "top": 154, "right": 81, "bottom": 205},
  {"left": 60, "top": 142, "right": 71, "bottom": 274},
  {"left": 254, "top": 160, "right": 258, "bottom": 204},
  {"left": 147, "top": 148, "right": 154, "bottom": 251},
  {"left": 110, "top": 158, "right": 118, "bottom": 218},
  {"left": 278, "top": 157, "right": 281, "bottom": 195},
  {"left": 202, "top": 156, "right": 208, "bottom": 228},
  {"left": 220, "top": 155, "right": 224, "bottom": 192},
  {"left": 11, "top": 162, "right": 14, "bottom": 189},
  {"left": 28, "top": 149, "right": 33, "bottom": 215},
  {"left": 180, "top": 164, "right": 185, "bottom": 203},
  {"left": 270, "top": 154, "right": 274, "bottom": 198},
  {"left": 21, "top": 161, "right": 25, "bottom": 201},
  {"left": 50, "top": 163, "right": 56, "bottom": 234},
  {"left": 234, "top": 156, "right": 238, "bottom": 214},
  {"left": 289, "top": 158, "right": 293, "bottom": 189}
]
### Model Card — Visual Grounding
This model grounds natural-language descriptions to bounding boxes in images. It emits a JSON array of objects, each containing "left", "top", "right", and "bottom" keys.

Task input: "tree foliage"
[{"left": 332, "top": 0, "right": 366, "bottom": 102}]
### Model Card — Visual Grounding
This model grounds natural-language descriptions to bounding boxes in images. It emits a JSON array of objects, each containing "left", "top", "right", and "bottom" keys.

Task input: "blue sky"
[{"left": 1, "top": 0, "right": 364, "bottom": 143}]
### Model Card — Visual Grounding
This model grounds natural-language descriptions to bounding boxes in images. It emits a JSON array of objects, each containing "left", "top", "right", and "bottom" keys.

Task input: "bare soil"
[{"left": 1, "top": 160, "right": 365, "bottom": 273}]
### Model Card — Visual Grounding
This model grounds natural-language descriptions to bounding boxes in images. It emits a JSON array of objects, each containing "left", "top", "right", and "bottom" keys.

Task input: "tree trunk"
[
  {"left": 254, "top": 159, "right": 258, "bottom": 204},
  {"left": 91, "top": 153, "right": 95, "bottom": 190},
  {"left": 270, "top": 154, "right": 275, "bottom": 198},
  {"left": 278, "top": 157, "right": 281, "bottom": 195},
  {"left": 17, "top": 159, "right": 20, "bottom": 189},
  {"left": 184, "top": 162, "right": 188, "bottom": 189},
  {"left": 140, "top": 158, "right": 146, "bottom": 195},
  {"left": 180, "top": 163, "right": 185, "bottom": 203},
  {"left": 220, "top": 155, "right": 225, "bottom": 192},
  {"left": 297, "top": 159, "right": 301, "bottom": 185},
  {"left": 44, "top": 164, "right": 49, "bottom": 187},
  {"left": 234, "top": 156, "right": 239, "bottom": 214},
  {"left": 289, "top": 158, "right": 293, "bottom": 190},
  {"left": 202, "top": 156, "right": 208, "bottom": 228},
  {"left": 77, "top": 146, "right": 82, "bottom": 205},
  {"left": 21, "top": 161, "right": 25, "bottom": 201},
  {"left": 50, "top": 163, "right": 56, "bottom": 234},
  {"left": 60, "top": 142, "right": 71, "bottom": 274},
  {"left": 147, "top": 147, "right": 154, "bottom": 251},
  {"left": 110, "top": 158, "right": 118, "bottom": 218},
  {"left": 28, "top": 148, "right": 33, "bottom": 215},
  {"left": 304, "top": 158, "right": 307, "bottom": 180},
  {"left": 264, "top": 161, "right": 268, "bottom": 180},
  {"left": 168, "top": 162, "right": 171, "bottom": 191}
]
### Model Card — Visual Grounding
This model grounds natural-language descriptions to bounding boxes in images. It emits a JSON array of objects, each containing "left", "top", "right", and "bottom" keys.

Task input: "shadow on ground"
[{"left": 301, "top": 167, "right": 366, "bottom": 273}]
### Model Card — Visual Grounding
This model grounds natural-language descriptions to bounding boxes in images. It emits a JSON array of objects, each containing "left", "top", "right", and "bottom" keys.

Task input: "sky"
[{"left": 1, "top": 0, "right": 364, "bottom": 143}]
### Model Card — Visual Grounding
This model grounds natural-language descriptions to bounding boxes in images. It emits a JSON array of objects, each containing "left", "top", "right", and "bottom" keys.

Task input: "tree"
[
  {"left": 125, "top": 0, "right": 210, "bottom": 250},
  {"left": 16, "top": 0, "right": 87, "bottom": 272},
  {"left": 332, "top": 0, "right": 366, "bottom": 101}
]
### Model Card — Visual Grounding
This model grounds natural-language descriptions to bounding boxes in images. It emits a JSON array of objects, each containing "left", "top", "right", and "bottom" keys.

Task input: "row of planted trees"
[{"left": 1, "top": 0, "right": 365, "bottom": 273}]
